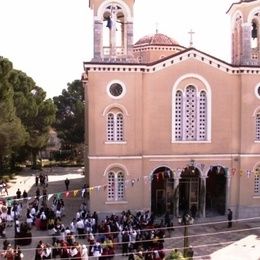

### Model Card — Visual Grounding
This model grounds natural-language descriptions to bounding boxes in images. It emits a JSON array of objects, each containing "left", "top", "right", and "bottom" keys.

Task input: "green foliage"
[
  {"left": 0, "top": 58, "right": 27, "bottom": 170},
  {"left": 53, "top": 79, "right": 84, "bottom": 146},
  {"left": 0, "top": 57, "right": 56, "bottom": 171}
]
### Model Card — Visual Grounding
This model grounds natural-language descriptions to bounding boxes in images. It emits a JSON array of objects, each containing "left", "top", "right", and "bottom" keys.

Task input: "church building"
[{"left": 83, "top": 0, "right": 260, "bottom": 219}]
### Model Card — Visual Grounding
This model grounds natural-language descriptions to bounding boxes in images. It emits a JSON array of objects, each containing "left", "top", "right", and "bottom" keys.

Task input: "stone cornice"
[{"left": 84, "top": 48, "right": 260, "bottom": 75}]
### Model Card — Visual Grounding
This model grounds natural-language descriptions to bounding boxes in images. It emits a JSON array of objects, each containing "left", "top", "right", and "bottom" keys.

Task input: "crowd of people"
[{"left": 0, "top": 170, "right": 195, "bottom": 260}]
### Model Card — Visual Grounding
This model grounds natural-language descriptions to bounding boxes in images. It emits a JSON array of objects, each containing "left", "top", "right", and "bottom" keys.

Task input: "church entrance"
[
  {"left": 206, "top": 166, "right": 227, "bottom": 216},
  {"left": 151, "top": 167, "right": 174, "bottom": 216},
  {"left": 179, "top": 166, "right": 200, "bottom": 217}
]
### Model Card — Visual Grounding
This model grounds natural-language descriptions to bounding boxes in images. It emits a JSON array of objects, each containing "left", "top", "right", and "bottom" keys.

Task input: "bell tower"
[
  {"left": 228, "top": 0, "right": 260, "bottom": 65},
  {"left": 89, "top": 0, "right": 135, "bottom": 62}
]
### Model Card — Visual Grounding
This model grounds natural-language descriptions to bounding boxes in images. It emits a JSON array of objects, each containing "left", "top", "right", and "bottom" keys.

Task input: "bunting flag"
[
  {"left": 73, "top": 190, "right": 79, "bottom": 197},
  {"left": 7, "top": 199, "right": 12, "bottom": 206},
  {"left": 2, "top": 165, "right": 260, "bottom": 207}
]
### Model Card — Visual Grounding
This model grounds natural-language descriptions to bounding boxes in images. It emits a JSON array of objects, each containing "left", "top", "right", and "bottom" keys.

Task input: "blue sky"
[{"left": 0, "top": 0, "right": 235, "bottom": 98}]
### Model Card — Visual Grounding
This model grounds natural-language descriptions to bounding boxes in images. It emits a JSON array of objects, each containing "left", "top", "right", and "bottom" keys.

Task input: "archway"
[
  {"left": 206, "top": 166, "right": 227, "bottom": 216},
  {"left": 179, "top": 166, "right": 200, "bottom": 217},
  {"left": 151, "top": 167, "right": 174, "bottom": 216}
]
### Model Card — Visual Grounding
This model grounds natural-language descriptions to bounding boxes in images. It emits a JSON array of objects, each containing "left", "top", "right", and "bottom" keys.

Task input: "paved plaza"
[{"left": 1, "top": 167, "right": 260, "bottom": 259}]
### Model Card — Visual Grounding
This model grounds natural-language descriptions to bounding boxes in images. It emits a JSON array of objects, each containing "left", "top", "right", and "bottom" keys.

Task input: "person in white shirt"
[
  {"left": 81, "top": 244, "right": 88, "bottom": 260},
  {"left": 41, "top": 243, "right": 52, "bottom": 259},
  {"left": 76, "top": 218, "right": 85, "bottom": 239}
]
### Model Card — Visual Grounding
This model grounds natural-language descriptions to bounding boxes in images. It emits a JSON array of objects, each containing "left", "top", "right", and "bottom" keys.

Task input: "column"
[
  {"left": 173, "top": 169, "right": 182, "bottom": 217},
  {"left": 200, "top": 177, "right": 206, "bottom": 218}
]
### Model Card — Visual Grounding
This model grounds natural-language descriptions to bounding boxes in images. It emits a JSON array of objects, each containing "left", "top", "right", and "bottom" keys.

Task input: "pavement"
[
  {"left": 1, "top": 167, "right": 260, "bottom": 259},
  {"left": 0, "top": 167, "right": 86, "bottom": 259}
]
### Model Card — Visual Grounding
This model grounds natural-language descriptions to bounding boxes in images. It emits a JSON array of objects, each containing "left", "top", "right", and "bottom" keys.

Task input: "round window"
[
  {"left": 109, "top": 83, "right": 123, "bottom": 97},
  {"left": 257, "top": 86, "right": 260, "bottom": 96}
]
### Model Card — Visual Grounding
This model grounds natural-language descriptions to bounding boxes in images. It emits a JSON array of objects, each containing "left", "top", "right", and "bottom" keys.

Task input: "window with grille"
[
  {"left": 173, "top": 85, "right": 208, "bottom": 141},
  {"left": 175, "top": 90, "right": 183, "bottom": 140},
  {"left": 185, "top": 86, "right": 197, "bottom": 140},
  {"left": 256, "top": 113, "right": 260, "bottom": 141},
  {"left": 107, "top": 171, "right": 125, "bottom": 201},
  {"left": 199, "top": 91, "right": 207, "bottom": 140},
  {"left": 106, "top": 110, "right": 124, "bottom": 142},
  {"left": 108, "top": 172, "right": 115, "bottom": 200},
  {"left": 254, "top": 171, "right": 260, "bottom": 194},
  {"left": 116, "top": 114, "right": 123, "bottom": 141},
  {"left": 107, "top": 113, "right": 115, "bottom": 141}
]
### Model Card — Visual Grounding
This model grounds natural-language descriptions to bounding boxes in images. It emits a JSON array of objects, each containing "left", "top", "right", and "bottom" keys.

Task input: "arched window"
[
  {"left": 106, "top": 110, "right": 124, "bottom": 142},
  {"left": 174, "top": 85, "right": 208, "bottom": 141},
  {"left": 107, "top": 171, "right": 125, "bottom": 201},
  {"left": 254, "top": 166, "right": 260, "bottom": 194},
  {"left": 256, "top": 112, "right": 260, "bottom": 141}
]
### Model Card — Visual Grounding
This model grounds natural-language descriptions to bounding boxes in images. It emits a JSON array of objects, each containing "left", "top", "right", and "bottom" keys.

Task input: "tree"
[
  {"left": 8, "top": 67, "right": 56, "bottom": 168},
  {"left": 0, "top": 58, "right": 27, "bottom": 171},
  {"left": 53, "top": 80, "right": 84, "bottom": 159}
]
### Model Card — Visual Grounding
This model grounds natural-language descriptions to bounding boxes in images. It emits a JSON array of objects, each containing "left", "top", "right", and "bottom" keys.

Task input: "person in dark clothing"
[
  {"left": 164, "top": 211, "right": 171, "bottom": 227},
  {"left": 35, "top": 175, "right": 39, "bottom": 187},
  {"left": 122, "top": 231, "right": 130, "bottom": 256},
  {"left": 16, "top": 189, "right": 21, "bottom": 199},
  {"left": 227, "top": 208, "right": 233, "bottom": 228},
  {"left": 14, "top": 246, "right": 24, "bottom": 260},
  {"left": 35, "top": 240, "right": 43, "bottom": 260},
  {"left": 190, "top": 204, "right": 197, "bottom": 219},
  {"left": 22, "top": 190, "right": 28, "bottom": 199},
  {"left": 36, "top": 188, "right": 40, "bottom": 199},
  {"left": 65, "top": 178, "right": 70, "bottom": 191}
]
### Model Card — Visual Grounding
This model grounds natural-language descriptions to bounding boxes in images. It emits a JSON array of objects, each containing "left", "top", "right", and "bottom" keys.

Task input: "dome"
[{"left": 134, "top": 33, "right": 179, "bottom": 46}]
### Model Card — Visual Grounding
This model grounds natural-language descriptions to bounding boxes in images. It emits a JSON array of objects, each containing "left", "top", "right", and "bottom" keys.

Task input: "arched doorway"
[
  {"left": 206, "top": 166, "right": 227, "bottom": 216},
  {"left": 151, "top": 167, "right": 174, "bottom": 216},
  {"left": 179, "top": 166, "right": 200, "bottom": 216}
]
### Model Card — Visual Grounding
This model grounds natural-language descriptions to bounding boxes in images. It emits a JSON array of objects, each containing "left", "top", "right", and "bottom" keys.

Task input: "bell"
[{"left": 252, "top": 23, "right": 257, "bottom": 39}]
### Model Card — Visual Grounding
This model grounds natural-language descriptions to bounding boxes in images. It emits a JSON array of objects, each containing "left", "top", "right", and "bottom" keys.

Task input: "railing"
[
  {"left": 251, "top": 49, "right": 259, "bottom": 60},
  {"left": 103, "top": 47, "right": 125, "bottom": 56}
]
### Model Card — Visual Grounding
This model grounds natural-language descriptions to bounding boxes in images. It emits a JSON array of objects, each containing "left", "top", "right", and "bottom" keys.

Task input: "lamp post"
[
  {"left": 178, "top": 213, "right": 194, "bottom": 257},
  {"left": 14, "top": 203, "right": 17, "bottom": 248}
]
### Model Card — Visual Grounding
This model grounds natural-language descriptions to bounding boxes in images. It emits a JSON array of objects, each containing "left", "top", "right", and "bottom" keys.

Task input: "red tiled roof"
[{"left": 134, "top": 33, "right": 179, "bottom": 46}]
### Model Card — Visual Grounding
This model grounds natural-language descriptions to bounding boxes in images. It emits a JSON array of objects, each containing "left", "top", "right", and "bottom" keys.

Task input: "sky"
[{"left": 0, "top": 0, "right": 235, "bottom": 98}]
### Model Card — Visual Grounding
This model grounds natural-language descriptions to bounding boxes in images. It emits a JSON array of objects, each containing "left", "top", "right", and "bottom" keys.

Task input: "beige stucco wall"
[{"left": 85, "top": 56, "right": 260, "bottom": 216}]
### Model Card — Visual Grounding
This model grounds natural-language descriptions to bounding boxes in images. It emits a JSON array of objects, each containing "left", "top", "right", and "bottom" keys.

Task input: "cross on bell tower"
[
  {"left": 188, "top": 29, "right": 195, "bottom": 47},
  {"left": 89, "top": 0, "right": 135, "bottom": 63}
]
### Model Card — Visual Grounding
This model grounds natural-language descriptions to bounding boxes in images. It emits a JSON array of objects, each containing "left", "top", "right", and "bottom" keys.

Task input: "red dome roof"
[{"left": 135, "top": 33, "right": 179, "bottom": 46}]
